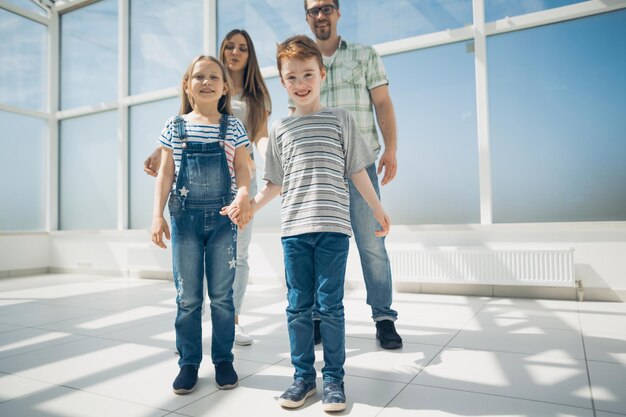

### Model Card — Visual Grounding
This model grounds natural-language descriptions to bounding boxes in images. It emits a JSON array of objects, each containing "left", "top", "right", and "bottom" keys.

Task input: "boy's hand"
[
  {"left": 151, "top": 217, "right": 170, "bottom": 249},
  {"left": 372, "top": 208, "right": 390, "bottom": 237}
]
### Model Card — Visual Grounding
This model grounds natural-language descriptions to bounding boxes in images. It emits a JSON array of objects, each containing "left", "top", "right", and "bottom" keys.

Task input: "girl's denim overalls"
[{"left": 168, "top": 114, "right": 237, "bottom": 367}]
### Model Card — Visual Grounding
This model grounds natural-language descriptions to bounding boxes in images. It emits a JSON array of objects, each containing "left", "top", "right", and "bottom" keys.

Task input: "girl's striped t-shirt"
[{"left": 158, "top": 115, "right": 249, "bottom": 193}]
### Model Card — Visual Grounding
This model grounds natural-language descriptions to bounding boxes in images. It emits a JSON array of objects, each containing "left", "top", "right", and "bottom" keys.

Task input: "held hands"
[
  {"left": 151, "top": 216, "right": 170, "bottom": 249},
  {"left": 220, "top": 197, "right": 253, "bottom": 229}
]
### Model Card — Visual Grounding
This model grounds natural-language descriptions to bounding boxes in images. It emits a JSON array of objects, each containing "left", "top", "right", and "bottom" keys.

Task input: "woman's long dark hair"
[{"left": 219, "top": 29, "right": 271, "bottom": 143}]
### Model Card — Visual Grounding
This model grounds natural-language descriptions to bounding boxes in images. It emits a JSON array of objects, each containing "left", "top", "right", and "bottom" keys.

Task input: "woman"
[{"left": 219, "top": 29, "right": 271, "bottom": 345}]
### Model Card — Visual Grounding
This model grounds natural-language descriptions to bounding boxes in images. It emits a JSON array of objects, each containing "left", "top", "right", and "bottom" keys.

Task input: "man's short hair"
[
  {"left": 276, "top": 35, "right": 325, "bottom": 76},
  {"left": 303, "top": 0, "right": 339, "bottom": 11}
]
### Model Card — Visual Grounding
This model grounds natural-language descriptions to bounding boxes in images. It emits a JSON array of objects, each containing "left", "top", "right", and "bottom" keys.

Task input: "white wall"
[
  {"left": 1, "top": 222, "right": 625, "bottom": 301},
  {"left": 0, "top": 233, "right": 49, "bottom": 277}
]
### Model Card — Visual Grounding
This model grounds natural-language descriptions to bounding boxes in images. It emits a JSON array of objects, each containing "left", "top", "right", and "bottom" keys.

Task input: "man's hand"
[
  {"left": 144, "top": 147, "right": 162, "bottom": 177},
  {"left": 377, "top": 148, "right": 397, "bottom": 186}
]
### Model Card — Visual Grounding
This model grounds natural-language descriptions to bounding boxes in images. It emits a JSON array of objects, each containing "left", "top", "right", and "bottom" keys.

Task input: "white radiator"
[{"left": 389, "top": 248, "right": 575, "bottom": 286}]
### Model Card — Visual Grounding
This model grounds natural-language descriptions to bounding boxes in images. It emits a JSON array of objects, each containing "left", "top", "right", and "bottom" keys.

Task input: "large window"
[
  {"left": 0, "top": 8, "right": 47, "bottom": 111},
  {"left": 383, "top": 42, "right": 480, "bottom": 224},
  {"left": 488, "top": 10, "right": 626, "bottom": 222},
  {"left": 129, "top": 0, "right": 202, "bottom": 95},
  {"left": 2, "top": 1, "right": 625, "bottom": 233},
  {"left": 59, "top": 111, "right": 118, "bottom": 230},
  {"left": 60, "top": 0, "right": 118, "bottom": 109},
  {"left": 0, "top": 111, "right": 47, "bottom": 231},
  {"left": 128, "top": 98, "right": 179, "bottom": 229}
]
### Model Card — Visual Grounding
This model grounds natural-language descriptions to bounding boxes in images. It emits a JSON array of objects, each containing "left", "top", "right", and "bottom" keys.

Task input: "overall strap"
[
  {"left": 174, "top": 115, "right": 187, "bottom": 147},
  {"left": 218, "top": 113, "right": 229, "bottom": 142}
]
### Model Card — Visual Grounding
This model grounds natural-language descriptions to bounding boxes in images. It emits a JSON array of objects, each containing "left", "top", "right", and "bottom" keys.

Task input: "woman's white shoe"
[{"left": 235, "top": 324, "right": 253, "bottom": 346}]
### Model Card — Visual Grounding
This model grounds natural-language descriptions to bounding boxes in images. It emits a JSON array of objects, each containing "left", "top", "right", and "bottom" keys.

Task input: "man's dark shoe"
[
  {"left": 376, "top": 320, "right": 403, "bottom": 349},
  {"left": 215, "top": 361, "right": 238, "bottom": 389},
  {"left": 322, "top": 381, "right": 346, "bottom": 411},
  {"left": 278, "top": 379, "right": 317, "bottom": 409},
  {"left": 172, "top": 365, "right": 198, "bottom": 394},
  {"left": 313, "top": 319, "right": 322, "bottom": 345}
]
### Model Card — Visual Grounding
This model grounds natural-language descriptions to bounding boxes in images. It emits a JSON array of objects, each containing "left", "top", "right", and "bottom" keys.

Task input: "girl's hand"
[
  {"left": 151, "top": 217, "right": 170, "bottom": 249},
  {"left": 372, "top": 208, "right": 390, "bottom": 237},
  {"left": 220, "top": 201, "right": 245, "bottom": 229},
  {"left": 237, "top": 197, "right": 253, "bottom": 227}
]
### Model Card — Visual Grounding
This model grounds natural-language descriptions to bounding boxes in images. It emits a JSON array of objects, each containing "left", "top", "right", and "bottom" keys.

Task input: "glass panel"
[
  {"left": 0, "top": 111, "right": 46, "bottom": 231},
  {"left": 383, "top": 43, "right": 480, "bottom": 224},
  {"left": 218, "top": 0, "right": 472, "bottom": 68},
  {"left": 129, "top": 0, "right": 202, "bottom": 95},
  {"left": 486, "top": 0, "right": 587, "bottom": 22},
  {"left": 60, "top": 0, "right": 117, "bottom": 109},
  {"left": 488, "top": 10, "right": 626, "bottom": 222},
  {"left": 340, "top": 0, "right": 472, "bottom": 45},
  {"left": 0, "top": 8, "right": 47, "bottom": 110},
  {"left": 59, "top": 111, "right": 118, "bottom": 230},
  {"left": 217, "top": 0, "right": 308, "bottom": 69},
  {"left": 3, "top": 0, "right": 47, "bottom": 16},
  {"left": 128, "top": 97, "right": 179, "bottom": 229}
]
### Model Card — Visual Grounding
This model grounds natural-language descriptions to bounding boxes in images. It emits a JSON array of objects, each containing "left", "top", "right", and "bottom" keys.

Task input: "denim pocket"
[
  {"left": 187, "top": 153, "right": 222, "bottom": 187},
  {"left": 168, "top": 196, "right": 183, "bottom": 218}
]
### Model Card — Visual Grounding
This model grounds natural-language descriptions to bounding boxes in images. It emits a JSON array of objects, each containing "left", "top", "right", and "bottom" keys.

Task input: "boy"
[{"left": 247, "top": 35, "right": 390, "bottom": 411}]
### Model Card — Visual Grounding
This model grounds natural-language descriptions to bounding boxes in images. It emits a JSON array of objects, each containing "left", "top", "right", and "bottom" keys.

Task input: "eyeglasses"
[{"left": 306, "top": 4, "right": 337, "bottom": 17}]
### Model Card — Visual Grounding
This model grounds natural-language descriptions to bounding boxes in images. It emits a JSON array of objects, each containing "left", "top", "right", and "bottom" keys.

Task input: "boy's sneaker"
[
  {"left": 215, "top": 362, "right": 238, "bottom": 389},
  {"left": 375, "top": 320, "right": 403, "bottom": 349},
  {"left": 278, "top": 380, "right": 317, "bottom": 409},
  {"left": 322, "top": 382, "right": 346, "bottom": 412},
  {"left": 313, "top": 319, "right": 322, "bottom": 345},
  {"left": 235, "top": 324, "right": 253, "bottom": 346},
  {"left": 172, "top": 365, "right": 198, "bottom": 395}
]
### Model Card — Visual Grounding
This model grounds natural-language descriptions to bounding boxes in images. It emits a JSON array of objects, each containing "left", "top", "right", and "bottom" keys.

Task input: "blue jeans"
[
  {"left": 348, "top": 163, "right": 397, "bottom": 321},
  {"left": 282, "top": 232, "right": 348, "bottom": 384},
  {"left": 169, "top": 196, "right": 236, "bottom": 367},
  {"left": 232, "top": 176, "right": 257, "bottom": 315}
]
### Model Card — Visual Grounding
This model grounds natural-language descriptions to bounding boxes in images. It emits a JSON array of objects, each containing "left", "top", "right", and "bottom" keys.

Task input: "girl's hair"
[
  {"left": 276, "top": 35, "right": 324, "bottom": 76},
  {"left": 219, "top": 29, "right": 272, "bottom": 143},
  {"left": 179, "top": 55, "right": 233, "bottom": 116}
]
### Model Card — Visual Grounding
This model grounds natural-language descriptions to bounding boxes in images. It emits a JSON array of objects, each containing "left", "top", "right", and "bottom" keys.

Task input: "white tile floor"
[{"left": 1, "top": 274, "right": 625, "bottom": 417}]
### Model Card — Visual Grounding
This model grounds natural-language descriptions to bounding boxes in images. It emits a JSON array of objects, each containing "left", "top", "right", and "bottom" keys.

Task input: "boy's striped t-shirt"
[
  {"left": 158, "top": 115, "right": 249, "bottom": 193},
  {"left": 263, "top": 107, "right": 376, "bottom": 237}
]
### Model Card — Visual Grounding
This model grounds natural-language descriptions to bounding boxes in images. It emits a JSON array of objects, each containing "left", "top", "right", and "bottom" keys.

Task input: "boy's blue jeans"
[
  {"left": 169, "top": 197, "right": 236, "bottom": 368},
  {"left": 281, "top": 232, "right": 349, "bottom": 384}
]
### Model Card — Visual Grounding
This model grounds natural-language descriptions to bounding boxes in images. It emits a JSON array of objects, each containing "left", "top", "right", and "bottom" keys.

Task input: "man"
[{"left": 301, "top": 0, "right": 402, "bottom": 349}]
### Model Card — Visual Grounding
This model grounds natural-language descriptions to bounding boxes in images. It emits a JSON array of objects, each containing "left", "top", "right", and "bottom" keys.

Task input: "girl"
[
  {"left": 151, "top": 55, "right": 252, "bottom": 395},
  {"left": 219, "top": 29, "right": 272, "bottom": 346}
]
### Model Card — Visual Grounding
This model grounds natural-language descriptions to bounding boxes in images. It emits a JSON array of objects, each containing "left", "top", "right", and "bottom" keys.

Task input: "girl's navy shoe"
[
  {"left": 172, "top": 365, "right": 198, "bottom": 395},
  {"left": 215, "top": 361, "right": 239, "bottom": 389}
]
